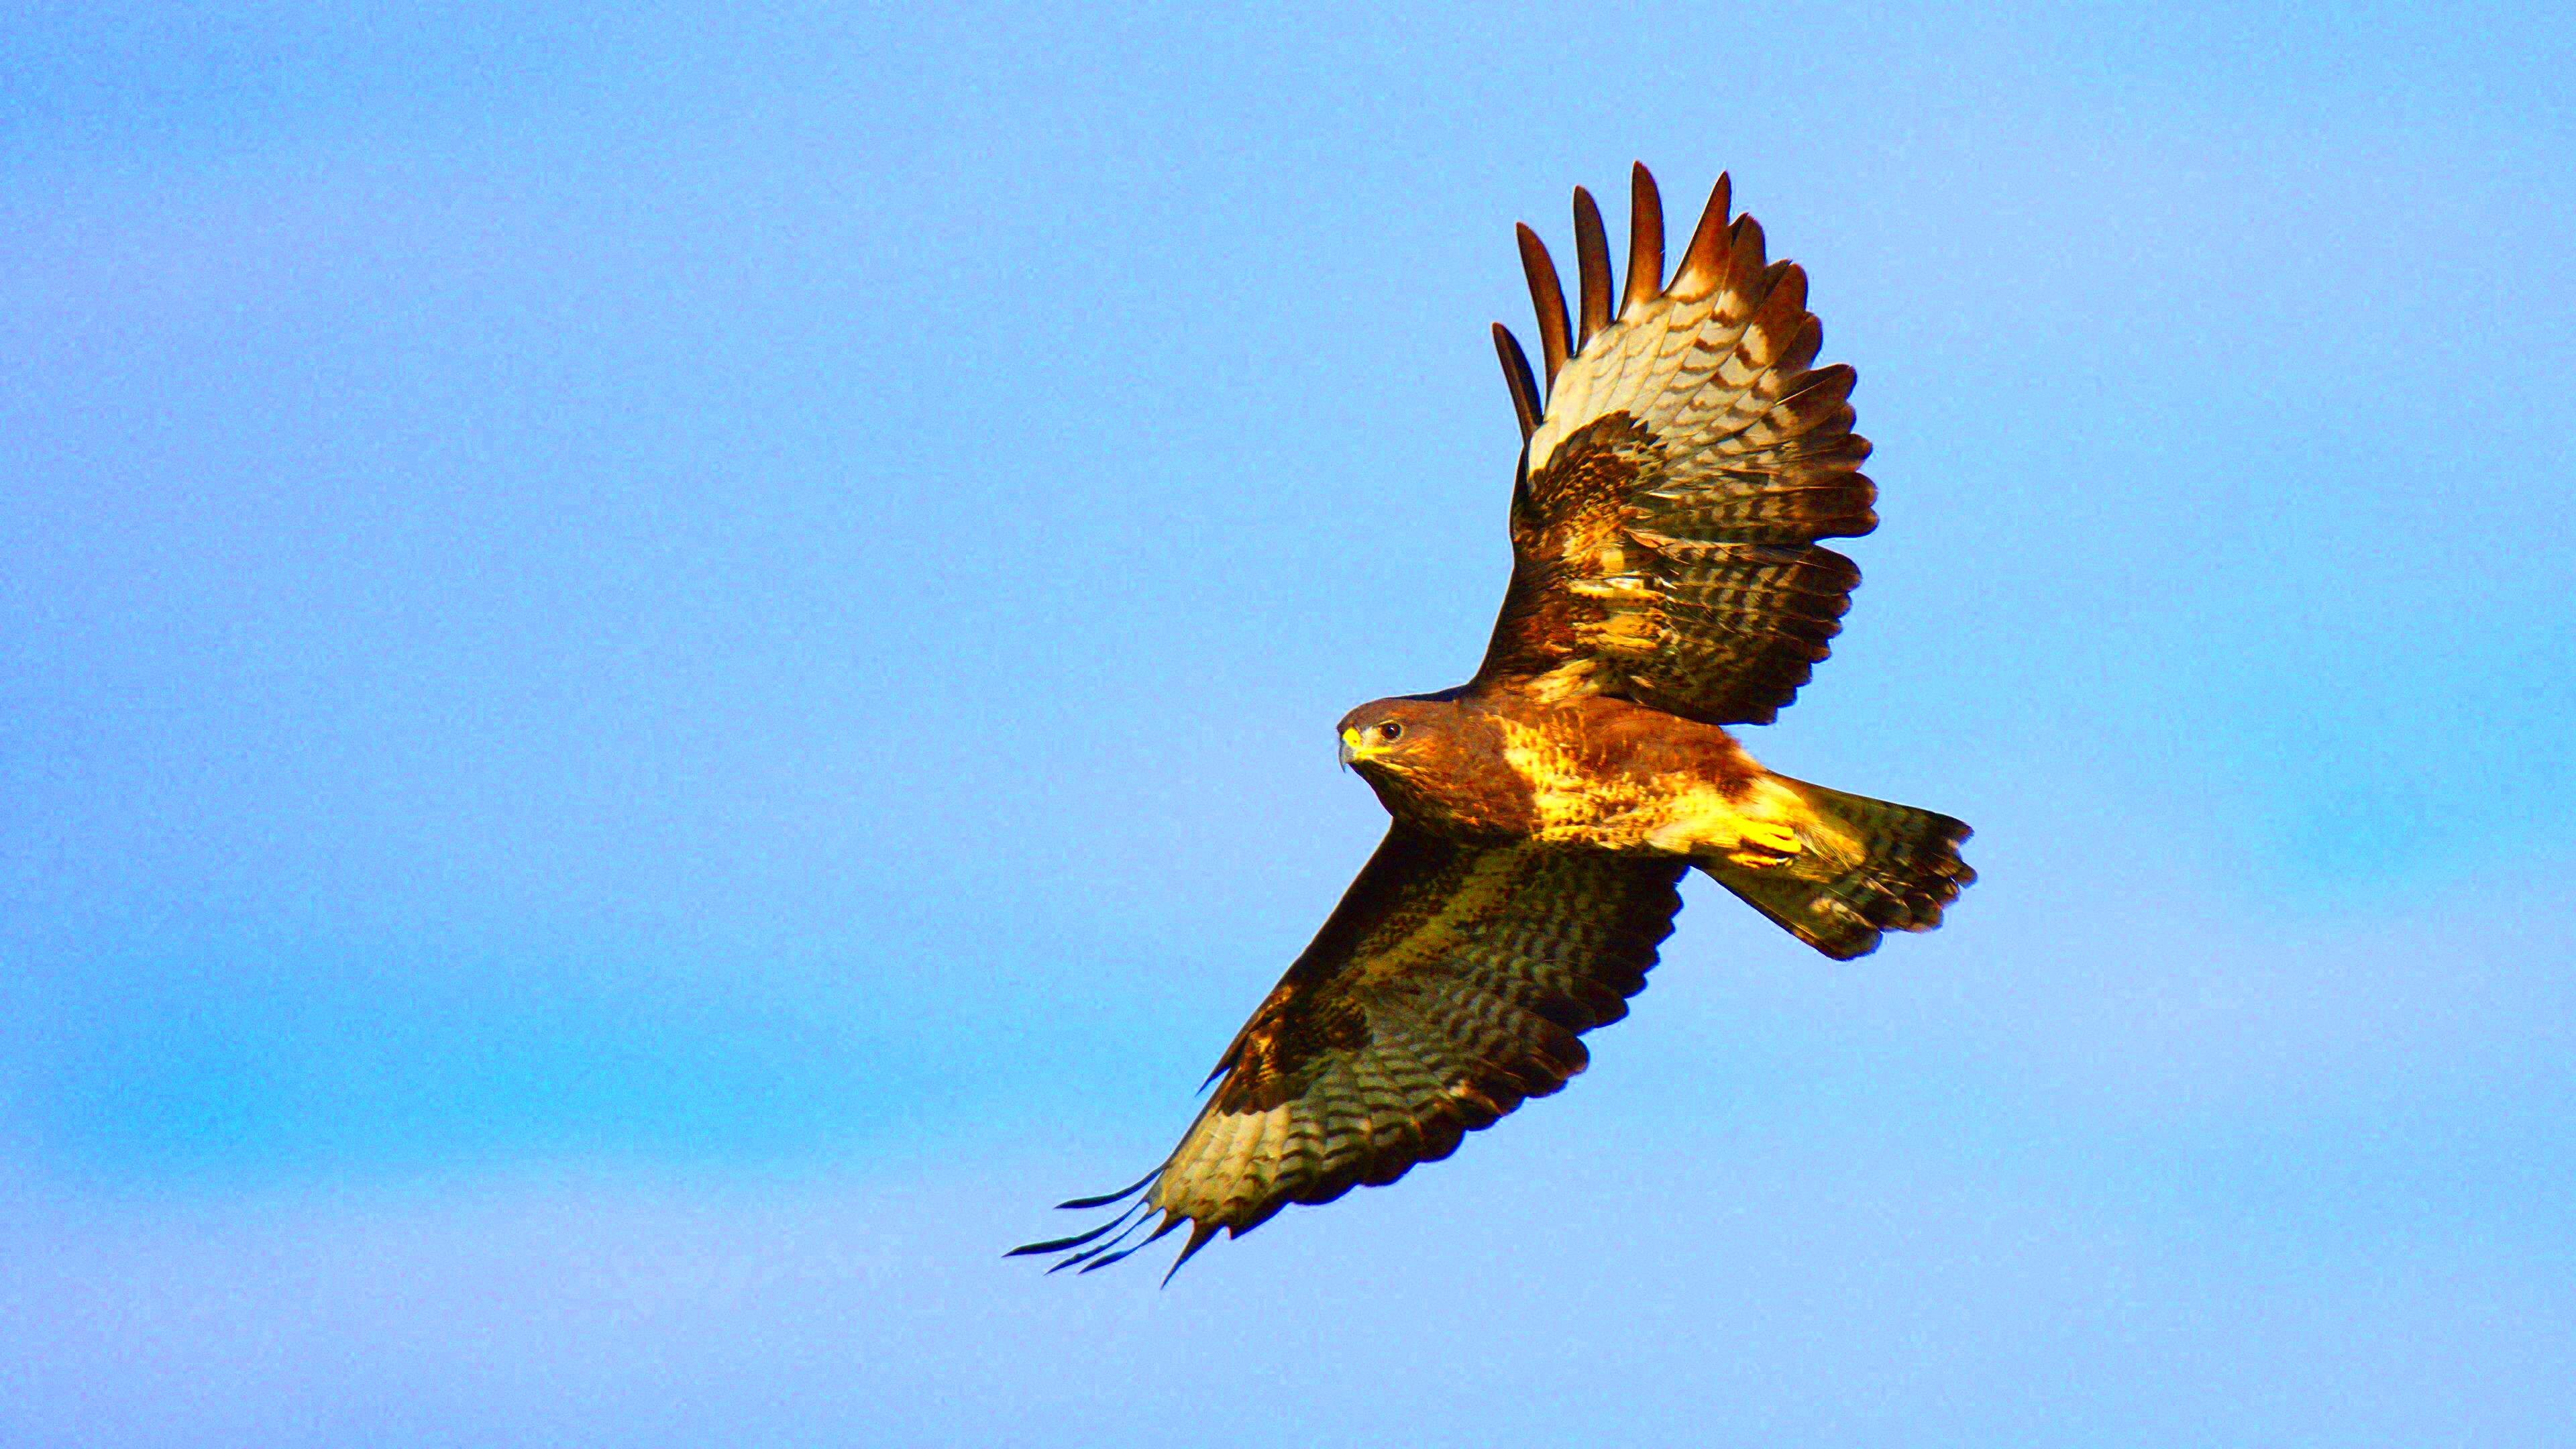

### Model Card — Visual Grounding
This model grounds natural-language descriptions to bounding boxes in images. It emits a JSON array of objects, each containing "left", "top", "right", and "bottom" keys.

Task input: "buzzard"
[{"left": 1014, "top": 166, "right": 1973, "bottom": 1281}]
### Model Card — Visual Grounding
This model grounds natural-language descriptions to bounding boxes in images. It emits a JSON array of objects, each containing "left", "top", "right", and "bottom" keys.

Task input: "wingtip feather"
[
  {"left": 1514, "top": 222, "right": 1570, "bottom": 390},
  {"left": 1672, "top": 172, "right": 1735, "bottom": 297},
  {"left": 1572, "top": 185, "right": 1611, "bottom": 350},
  {"left": 1161, "top": 1221, "right": 1222, "bottom": 1287},
  {"left": 1006, "top": 1199, "right": 1146, "bottom": 1257},
  {"left": 1622, "top": 162, "right": 1664, "bottom": 316},
  {"left": 1054, "top": 1167, "right": 1159, "bottom": 1211},
  {"left": 1492, "top": 323, "right": 1540, "bottom": 441}
]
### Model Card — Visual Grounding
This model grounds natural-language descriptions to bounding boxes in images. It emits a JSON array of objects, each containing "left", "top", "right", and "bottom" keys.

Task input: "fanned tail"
[{"left": 1702, "top": 777, "right": 1974, "bottom": 960}]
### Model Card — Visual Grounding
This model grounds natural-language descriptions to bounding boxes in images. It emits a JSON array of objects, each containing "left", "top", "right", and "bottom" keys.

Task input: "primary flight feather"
[{"left": 1014, "top": 165, "right": 1973, "bottom": 1281}]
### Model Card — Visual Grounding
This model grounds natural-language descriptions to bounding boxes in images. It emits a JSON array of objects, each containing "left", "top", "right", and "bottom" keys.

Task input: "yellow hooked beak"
[{"left": 1338, "top": 726, "right": 1375, "bottom": 768}]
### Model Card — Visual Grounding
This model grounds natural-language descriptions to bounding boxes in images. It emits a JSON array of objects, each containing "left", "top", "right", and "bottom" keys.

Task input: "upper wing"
[
  {"left": 1474, "top": 165, "right": 1876, "bottom": 726},
  {"left": 1012, "top": 826, "right": 1686, "bottom": 1279}
]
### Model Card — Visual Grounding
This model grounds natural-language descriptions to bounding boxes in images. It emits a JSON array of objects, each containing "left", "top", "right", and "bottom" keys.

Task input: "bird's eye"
[{"left": 1377, "top": 721, "right": 1404, "bottom": 742}]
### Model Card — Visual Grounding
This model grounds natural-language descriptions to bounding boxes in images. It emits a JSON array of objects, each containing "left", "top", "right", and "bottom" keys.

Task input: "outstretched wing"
[
  {"left": 1477, "top": 165, "right": 1876, "bottom": 726},
  {"left": 1012, "top": 827, "right": 1685, "bottom": 1279}
]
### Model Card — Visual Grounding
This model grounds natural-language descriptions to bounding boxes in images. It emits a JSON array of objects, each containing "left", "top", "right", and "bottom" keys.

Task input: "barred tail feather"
[{"left": 1703, "top": 778, "right": 1974, "bottom": 960}]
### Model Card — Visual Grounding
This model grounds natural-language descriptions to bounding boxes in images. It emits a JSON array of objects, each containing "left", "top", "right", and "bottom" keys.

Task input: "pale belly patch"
[
  {"left": 1495, "top": 718, "right": 1820, "bottom": 867},
  {"left": 1639, "top": 779, "right": 1807, "bottom": 866}
]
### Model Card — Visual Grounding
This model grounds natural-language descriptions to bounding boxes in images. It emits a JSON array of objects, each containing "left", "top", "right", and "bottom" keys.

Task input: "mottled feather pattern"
[
  {"left": 1481, "top": 166, "right": 1876, "bottom": 725},
  {"left": 1015, "top": 166, "right": 1975, "bottom": 1281},
  {"left": 1016, "top": 828, "right": 1682, "bottom": 1272},
  {"left": 1163, "top": 835, "right": 1680, "bottom": 1220}
]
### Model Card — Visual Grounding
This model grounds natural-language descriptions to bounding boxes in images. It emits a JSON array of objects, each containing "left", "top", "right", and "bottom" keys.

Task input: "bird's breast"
[{"left": 1481, "top": 696, "right": 1766, "bottom": 854}]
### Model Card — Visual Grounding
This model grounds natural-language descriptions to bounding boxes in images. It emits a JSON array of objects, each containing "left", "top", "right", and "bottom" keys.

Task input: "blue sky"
[{"left": 4, "top": 3, "right": 2573, "bottom": 1444}]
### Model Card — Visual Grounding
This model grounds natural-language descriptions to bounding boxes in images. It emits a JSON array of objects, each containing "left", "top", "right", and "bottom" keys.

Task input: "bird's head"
[
  {"left": 1334, "top": 693, "right": 1517, "bottom": 833},
  {"left": 1336, "top": 697, "right": 1445, "bottom": 774}
]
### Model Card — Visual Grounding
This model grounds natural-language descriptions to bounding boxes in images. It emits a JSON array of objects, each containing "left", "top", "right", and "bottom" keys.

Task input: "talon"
[{"left": 1725, "top": 820, "right": 1801, "bottom": 869}]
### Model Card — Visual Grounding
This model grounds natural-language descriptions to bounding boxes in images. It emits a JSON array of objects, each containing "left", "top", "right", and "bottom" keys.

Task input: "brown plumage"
[{"left": 1015, "top": 166, "right": 1973, "bottom": 1281}]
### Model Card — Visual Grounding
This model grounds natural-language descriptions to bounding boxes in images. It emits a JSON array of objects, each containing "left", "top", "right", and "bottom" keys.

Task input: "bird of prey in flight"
[{"left": 1014, "top": 165, "right": 1973, "bottom": 1281}]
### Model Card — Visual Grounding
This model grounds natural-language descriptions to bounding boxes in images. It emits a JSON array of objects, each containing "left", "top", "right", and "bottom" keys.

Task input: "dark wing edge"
[
  {"left": 1477, "top": 164, "right": 1878, "bottom": 726},
  {"left": 1010, "top": 827, "right": 1686, "bottom": 1282}
]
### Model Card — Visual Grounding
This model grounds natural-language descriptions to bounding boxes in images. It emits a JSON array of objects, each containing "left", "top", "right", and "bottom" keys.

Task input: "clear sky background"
[{"left": 5, "top": 2, "right": 2573, "bottom": 1444}]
